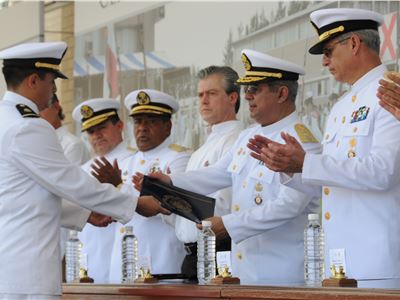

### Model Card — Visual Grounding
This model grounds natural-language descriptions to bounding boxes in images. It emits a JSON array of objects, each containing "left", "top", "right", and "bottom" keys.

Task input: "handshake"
[{"left": 86, "top": 157, "right": 171, "bottom": 228}]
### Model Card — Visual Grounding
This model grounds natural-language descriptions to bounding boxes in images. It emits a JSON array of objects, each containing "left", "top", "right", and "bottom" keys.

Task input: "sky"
[{"left": 155, "top": 1, "right": 278, "bottom": 68}]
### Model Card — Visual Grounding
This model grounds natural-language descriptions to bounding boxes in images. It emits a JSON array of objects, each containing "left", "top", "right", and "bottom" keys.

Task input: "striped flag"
[{"left": 103, "top": 24, "right": 119, "bottom": 99}]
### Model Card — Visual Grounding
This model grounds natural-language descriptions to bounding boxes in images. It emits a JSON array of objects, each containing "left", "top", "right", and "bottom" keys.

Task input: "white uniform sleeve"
[
  {"left": 9, "top": 120, "right": 136, "bottom": 224},
  {"left": 61, "top": 200, "right": 90, "bottom": 230},
  {"left": 302, "top": 107, "right": 400, "bottom": 191},
  {"left": 170, "top": 150, "right": 233, "bottom": 195},
  {"left": 63, "top": 139, "right": 90, "bottom": 166}
]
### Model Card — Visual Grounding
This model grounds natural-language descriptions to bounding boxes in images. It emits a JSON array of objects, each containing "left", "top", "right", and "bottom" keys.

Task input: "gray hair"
[
  {"left": 267, "top": 80, "right": 299, "bottom": 103},
  {"left": 197, "top": 65, "right": 241, "bottom": 113},
  {"left": 340, "top": 29, "right": 381, "bottom": 55}
]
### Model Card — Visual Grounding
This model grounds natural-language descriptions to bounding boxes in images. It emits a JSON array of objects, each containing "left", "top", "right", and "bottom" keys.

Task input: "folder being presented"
[{"left": 140, "top": 175, "right": 215, "bottom": 224}]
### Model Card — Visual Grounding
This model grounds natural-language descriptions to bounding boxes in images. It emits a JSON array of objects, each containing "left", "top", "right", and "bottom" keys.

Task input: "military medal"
[
  {"left": 254, "top": 195, "right": 263, "bottom": 205},
  {"left": 348, "top": 137, "right": 357, "bottom": 158}
]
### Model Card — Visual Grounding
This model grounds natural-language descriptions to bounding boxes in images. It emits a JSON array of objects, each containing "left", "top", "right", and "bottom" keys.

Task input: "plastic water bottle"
[
  {"left": 121, "top": 226, "right": 138, "bottom": 283},
  {"left": 304, "top": 213, "right": 325, "bottom": 286},
  {"left": 197, "top": 220, "right": 216, "bottom": 285},
  {"left": 65, "top": 230, "right": 82, "bottom": 283}
]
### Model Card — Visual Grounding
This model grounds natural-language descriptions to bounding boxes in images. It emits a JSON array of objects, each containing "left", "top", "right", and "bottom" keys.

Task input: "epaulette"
[
  {"left": 127, "top": 146, "right": 138, "bottom": 154},
  {"left": 168, "top": 143, "right": 189, "bottom": 152},
  {"left": 294, "top": 124, "right": 318, "bottom": 143},
  {"left": 16, "top": 104, "right": 39, "bottom": 118}
]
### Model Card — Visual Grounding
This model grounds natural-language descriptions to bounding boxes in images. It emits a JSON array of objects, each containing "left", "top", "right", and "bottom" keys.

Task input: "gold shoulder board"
[
  {"left": 127, "top": 146, "right": 138, "bottom": 154},
  {"left": 16, "top": 104, "right": 39, "bottom": 118},
  {"left": 294, "top": 124, "right": 318, "bottom": 143},
  {"left": 168, "top": 143, "right": 188, "bottom": 152}
]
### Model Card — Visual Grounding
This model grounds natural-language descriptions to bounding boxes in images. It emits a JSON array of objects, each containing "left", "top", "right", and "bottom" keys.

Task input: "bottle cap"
[
  {"left": 202, "top": 220, "right": 212, "bottom": 227},
  {"left": 308, "top": 213, "right": 319, "bottom": 221}
]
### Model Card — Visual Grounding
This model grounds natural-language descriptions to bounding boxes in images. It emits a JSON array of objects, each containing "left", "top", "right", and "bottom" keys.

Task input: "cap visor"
[{"left": 55, "top": 70, "right": 68, "bottom": 79}]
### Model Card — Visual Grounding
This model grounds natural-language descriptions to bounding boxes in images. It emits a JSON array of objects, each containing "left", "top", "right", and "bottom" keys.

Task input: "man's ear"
[
  {"left": 277, "top": 86, "right": 289, "bottom": 104},
  {"left": 26, "top": 73, "right": 39, "bottom": 89}
]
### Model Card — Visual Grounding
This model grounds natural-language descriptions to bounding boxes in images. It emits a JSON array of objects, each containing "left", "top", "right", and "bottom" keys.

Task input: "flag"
[{"left": 103, "top": 24, "right": 119, "bottom": 99}]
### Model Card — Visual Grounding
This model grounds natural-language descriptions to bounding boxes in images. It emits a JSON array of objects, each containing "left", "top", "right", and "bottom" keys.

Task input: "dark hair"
[
  {"left": 2, "top": 66, "right": 48, "bottom": 89},
  {"left": 109, "top": 114, "right": 121, "bottom": 125},
  {"left": 197, "top": 65, "right": 241, "bottom": 113},
  {"left": 267, "top": 80, "right": 299, "bottom": 103}
]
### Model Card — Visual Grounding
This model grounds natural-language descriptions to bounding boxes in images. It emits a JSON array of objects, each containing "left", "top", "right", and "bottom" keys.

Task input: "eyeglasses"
[
  {"left": 243, "top": 85, "right": 259, "bottom": 95},
  {"left": 322, "top": 37, "right": 350, "bottom": 58}
]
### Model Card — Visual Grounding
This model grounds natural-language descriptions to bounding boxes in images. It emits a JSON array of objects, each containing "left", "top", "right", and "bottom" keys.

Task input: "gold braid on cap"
[
  {"left": 319, "top": 25, "right": 345, "bottom": 41},
  {"left": 34, "top": 62, "right": 60, "bottom": 71},
  {"left": 130, "top": 105, "right": 172, "bottom": 115}
]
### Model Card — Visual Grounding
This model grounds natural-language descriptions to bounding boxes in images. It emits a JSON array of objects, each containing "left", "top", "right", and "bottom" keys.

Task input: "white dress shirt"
[{"left": 175, "top": 120, "right": 244, "bottom": 243}]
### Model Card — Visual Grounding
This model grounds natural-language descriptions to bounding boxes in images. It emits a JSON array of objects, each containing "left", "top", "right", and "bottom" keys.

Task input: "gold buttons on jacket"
[
  {"left": 352, "top": 95, "right": 357, "bottom": 103},
  {"left": 324, "top": 212, "right": 331, "bottom": 220},
  {"left": 342, "top": 116, "right": 346, "bottom": 124},
  {"left": 233, "top": 204, "right": 240, "bottom": 212},
  {"left": 255, "top": 182, "right": 263, "bottom": 192},
  {"left": 237, "top": 252, "right": 243, "bottom": 260},
  {"left": 232, "top": 165, "right": 237, "bottom": 171},
  {"left": 258, "top": 172, "right": 263, "bottom": 178},
  {"left": 323, "top": 187, "right": 330, "bottom": 196},
  {"left": 120, "top": 227, "right": 126, "bottom": 234},
  {"left": 140, "top": 159, "right": 145, "bottom": 165}
]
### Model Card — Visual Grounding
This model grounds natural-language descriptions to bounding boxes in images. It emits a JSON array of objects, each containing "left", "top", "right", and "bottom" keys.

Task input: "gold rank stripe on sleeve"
[
  {"left": 15, "top": 104, "right": 39, "bottom": 118},
  {"left": 294, "top": 124, "right": 318, "bottom": 143}
]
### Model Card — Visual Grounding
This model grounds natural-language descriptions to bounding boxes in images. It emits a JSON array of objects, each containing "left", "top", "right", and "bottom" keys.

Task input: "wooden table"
[{"left": 62, "top": 283, "right": 400, "bottom": 300}]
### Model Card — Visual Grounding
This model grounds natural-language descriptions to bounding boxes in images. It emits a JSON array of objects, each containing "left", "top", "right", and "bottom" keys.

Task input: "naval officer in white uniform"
[
  {"left": 250, "top": 9, "right": 400, "bottom": 288},
  {"left": 72, "top": 98, "right": 136, "bottom": 283},
  {"left": 137, "top": 50, "right": 321, "bottom": 284},
  {"left": 107, "top": 89, "right": 189, "bottom": 282},
  {"left": 0, "top": 42, "right": 167, "bottom": 300}
]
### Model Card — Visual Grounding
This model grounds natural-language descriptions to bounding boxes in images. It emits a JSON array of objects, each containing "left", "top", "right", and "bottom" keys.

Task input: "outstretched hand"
[
  {"left": 87, "top": 211, "right": 114, "bottom": 227},
  {"left": 91, "top": 157, "right": 122, "bottom": 187},
  {"left": 132, "top": 171, "right": 172, "bottom": 192},
  {"left": 377, "top": 71, "right": 400, "bottom": 121},
  {"left": 247, "top": 133, "right": 305, "bottom": 173},
  {"left": 136, "top": 195, "right": 171, "bottom": 217}
]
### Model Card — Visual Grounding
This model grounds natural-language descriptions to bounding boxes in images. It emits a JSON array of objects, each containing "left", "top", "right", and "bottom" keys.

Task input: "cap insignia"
[
  {"left": 80, "top": 105, "right": 94, "bottom": 119},
  {"left": 241, "top": 53, "right": 251, "bottom": 71},
  {"left": 137, "top": 91, "right": 151, "bottom": 105}
]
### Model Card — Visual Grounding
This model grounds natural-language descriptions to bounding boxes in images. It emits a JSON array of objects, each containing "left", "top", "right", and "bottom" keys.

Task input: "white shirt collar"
[
  {"left": 259, "top": 111, "right": 298, "bottom": 135},
  {"left": 140, "top": 136, "right": 172, "bottom": 157},
  {"left": 351, "top": 64, "right": 386, "bottom": 94},
  {"left": 209, "top": 120, "right": 241, "bottom": 135},
  {"left": 3, "top": 91, "right": 40, "bottom": 114}
]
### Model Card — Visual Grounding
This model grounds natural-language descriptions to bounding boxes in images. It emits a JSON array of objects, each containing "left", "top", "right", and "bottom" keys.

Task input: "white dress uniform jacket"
[
  {"left": 109, "top": 137, "right": 189, "bottom": 282},
  {"left": 300, "top": 65, "right": 400, "bottom": 281},
  {"left": 0, "top": 92, "right": 135, "bottom": 296},
  {"left": 175, "top": 120, "right": 244, "bottom": 243},
  {"left": 57, "top": 125, "right": 91, "bottom": 257},
  {"left": 78, "top": 142, "right": 134, "bottom": 283},
  {"left": 171, "top": 112, "right": 321, "bottom": 284}
]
